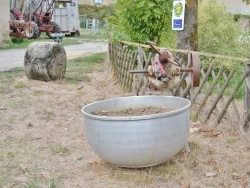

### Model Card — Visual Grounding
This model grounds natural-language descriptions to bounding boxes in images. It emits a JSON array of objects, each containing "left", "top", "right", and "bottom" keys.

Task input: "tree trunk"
[
  {"left": 0, "top": 1, "right": 10, "bottom": 45},
  {"left": 176, "top": 0, "right": 198, "bottom": 64}
]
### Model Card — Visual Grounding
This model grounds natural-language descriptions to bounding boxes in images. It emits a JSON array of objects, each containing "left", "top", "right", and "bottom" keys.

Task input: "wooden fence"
[{"left": 108, "top": 41, "right": 250, "bottom": 133}]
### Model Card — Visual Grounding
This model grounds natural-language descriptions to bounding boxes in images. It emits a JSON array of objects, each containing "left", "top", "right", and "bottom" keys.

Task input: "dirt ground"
[
  {"left": 1, "top": 58, "right": 250, "bottom": 188},
  {"left": 92, "top": 107, "right": 174, "bottom": 116}
]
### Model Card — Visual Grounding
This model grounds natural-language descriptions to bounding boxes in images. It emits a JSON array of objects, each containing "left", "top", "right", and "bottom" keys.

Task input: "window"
[{"left": 94, "top": 0, "right": 102, "bottom": 4}]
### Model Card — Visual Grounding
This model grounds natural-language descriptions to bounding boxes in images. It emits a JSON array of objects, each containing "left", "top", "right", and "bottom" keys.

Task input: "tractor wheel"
[
  {"left": 46, "top": 21, "right": 61, "bottom": 39},
  {"left": 9, "top": 12, "right": 17, "bottom": 33},
  {"left": 70, "top": 30, "right": 80, "bottom": 37},
  {"left": 75, "top": 29, "right": 80, "bottom": 36},
  {"left": 24, "top": 22, "right": 40, "bottom": 39},
  {"left": 10, "top": 12, "right": 15, "bottom": 20}
]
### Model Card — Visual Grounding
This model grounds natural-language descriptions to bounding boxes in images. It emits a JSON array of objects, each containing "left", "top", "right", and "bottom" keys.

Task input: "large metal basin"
[{"left": 82, "top": 96, "right": 191, "bottom": 168}]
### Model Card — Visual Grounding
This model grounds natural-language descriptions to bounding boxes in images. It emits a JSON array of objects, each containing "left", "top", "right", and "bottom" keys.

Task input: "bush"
[
  {"left": 198, "top": 0, "right": 250, "bottom": 58},
  {"left": 11, "top": 37, "right": 24, "bottom": 44},
  {"left": 107, "top": 0, "right": 173, "bottom": 45}
]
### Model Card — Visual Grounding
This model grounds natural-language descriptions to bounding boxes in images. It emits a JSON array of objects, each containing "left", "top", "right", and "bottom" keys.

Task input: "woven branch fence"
[{"left": 108, "top": 41, "right": 250, "bottom": 133}]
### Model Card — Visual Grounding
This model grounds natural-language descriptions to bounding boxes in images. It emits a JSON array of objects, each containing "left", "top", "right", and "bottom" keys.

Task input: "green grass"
[
  {"left": 14, "top": 81, "right": 26, "bottom": 89},
  {"left": 226, "top": 138, "right": 238, "bottom": 144},
  {"left": 200, "top": 57, "right": 245, "bottom": 100},
  {"left": 0, "top": 52, "right": 107, "bottom": 87},
  {"left": 64, "top": 52, "right": 106, "bottom": 84},
  {"left": 202, "top": 75, "right": 244, "bottom": 99},
  {"left": 50, "top": 144, "right": 70, "bottom": 155},
  {"left": 0, "top": 136, "right": 40, "bottom": 187},
  {"left": 0, "top": 72, "right": 20, "bottom": 94},
  {"left": 0, "top": 131, "right": 60, "bottom": 187}
]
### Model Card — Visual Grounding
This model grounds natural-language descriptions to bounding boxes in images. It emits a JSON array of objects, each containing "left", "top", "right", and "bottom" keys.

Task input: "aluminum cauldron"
[{"left": 82, "top": 96, "right": 191, "bottom": 168}]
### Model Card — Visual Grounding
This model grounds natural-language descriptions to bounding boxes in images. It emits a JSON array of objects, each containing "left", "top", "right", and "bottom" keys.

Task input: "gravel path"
[{"left": 0, "top": 42, "right": 108, "bottom": 71}]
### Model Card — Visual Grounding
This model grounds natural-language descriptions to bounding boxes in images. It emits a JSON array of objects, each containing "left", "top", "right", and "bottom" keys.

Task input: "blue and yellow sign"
[{"left": 172, "top": 0, "right": 185, "bottom": 30}]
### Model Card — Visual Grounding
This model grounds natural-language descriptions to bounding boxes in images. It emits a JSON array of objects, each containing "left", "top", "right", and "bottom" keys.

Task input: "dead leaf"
[
  {"left": 190, "top": 127, "right": 199, "bottom": 133},
  {"left": 181, "top": 179, "right": 190, "bottom": 188},
  {"left": 206, "top": 172, "right": 217, "bottom": 177},
  {"left": 232, "top": 173, "right": 241, "bottom": 180},
  {"left": 77, "top": 86, "right": 84, "bottom": 90},
  {"left": 209, "top": 132, "right": 221, "bottom": 137},
  {"left": 242, "top": 176, "right": 248, "bottom": 187},
  {"left": 113, "top": 80, "right": 118, "bottom": 85},
  {"left": 191, "top": 121, "right": 200, "bottom": 126}
]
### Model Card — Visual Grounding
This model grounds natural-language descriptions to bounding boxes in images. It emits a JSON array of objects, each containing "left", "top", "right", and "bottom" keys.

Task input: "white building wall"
[{"left": 213, "top": 0, "right": 250, "bottom": 15}]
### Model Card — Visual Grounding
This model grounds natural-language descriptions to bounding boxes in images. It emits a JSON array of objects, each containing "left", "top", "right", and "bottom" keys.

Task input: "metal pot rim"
[{"left": 82, "top": 96, "right": 191, "bottom": 121}]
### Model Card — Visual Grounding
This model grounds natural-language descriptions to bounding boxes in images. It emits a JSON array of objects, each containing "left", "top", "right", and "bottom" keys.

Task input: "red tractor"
[{"left": 9, "top": 0, "right": 72, "bottom": 39}]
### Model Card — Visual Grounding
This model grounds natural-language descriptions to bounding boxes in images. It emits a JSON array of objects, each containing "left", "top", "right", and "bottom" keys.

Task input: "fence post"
[{"left": 242, "top": 64, "right": 250, "bottom": 132}]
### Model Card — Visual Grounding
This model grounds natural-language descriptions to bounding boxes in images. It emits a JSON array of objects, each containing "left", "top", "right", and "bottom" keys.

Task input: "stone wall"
[{"left": 0, "top": 1, "right": 10, "bottom": 45}]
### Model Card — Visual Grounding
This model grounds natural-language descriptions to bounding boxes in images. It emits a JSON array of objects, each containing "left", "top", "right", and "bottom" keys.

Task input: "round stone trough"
[{"left": 81, "top": 96, "right": 191, "bottom": 168}]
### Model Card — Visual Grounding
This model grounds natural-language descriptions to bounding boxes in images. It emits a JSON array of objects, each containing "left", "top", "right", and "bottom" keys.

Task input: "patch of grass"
[
  {"left": 87, "top": 155, "right": 183, "bottom": 185},
  {"left": 64, "top": 52, "right": 106, "bottom": 84},
  {"left": 86, "top": 142, "right": 200, "bottom": 186},
  {"left": 61, "top": 29, "right": 107, "bottom": 45},
  {"left": 82, "top": 52, "right": 106, "bottom": 64},
  {"left": 20, "top": 175, "right": 57, "bottom": 188},
  {"left": 0, "top": 71, "right": 23, "bottom": 94},
  {"left": 14, "top": 81, "right": 26, "bottom": 89},
  {"left": 50, "top": 144, "right": 70, "bottom": 155},
  {"left": 0, "top": 135, "right": 41, "bottom": 187},
  {"left": 8, "top": 116, "right": 16, "bottom": 124},
  {"left": 0, "top": 38, "right": 34, "bottom": 50},
  {"left": 0, "top": 33, "right": 53, "bottom": 50},
  {"left": 0, "top": 52, "right": 107, "bottom": 86},
  {"left": 199, "top": 59, "right": 245, "bottom": 100},
  {"left": 33, "top": 90, "right": 43, "bottom": 95},
  {"left": 48, "top": 178, "right": 57, "bottom": 188},
  {"left": 226, "top": 138, "right": 238, "bottom": 144},
  {"left": 23, "top": 180, "right": 41, "bottom": 188},
  {"left": 229, "top": 73, "right": 245, "bottom": 99}
]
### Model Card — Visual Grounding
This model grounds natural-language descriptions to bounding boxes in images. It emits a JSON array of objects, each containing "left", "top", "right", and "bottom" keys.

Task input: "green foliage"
[
  {"left": 108, "top": 0, "right": 173, "bottom": 45},
  {"left": 65, "top": 52, "right": 106, "bottom": 84},
  {"left": 81, "top": 52, "right": 106, "bottom": 63},
  {"left": 198, "top": 0, "right": 250, "bottom": 58},
  {"left": 78, "top": 4, "right": 115, "bottom": 21},
  {"left": 10, "top": 37, "right": 24, "bottom": 44},
  {"left": 198, "top": 0, "right": 249, "bottom": 99}
]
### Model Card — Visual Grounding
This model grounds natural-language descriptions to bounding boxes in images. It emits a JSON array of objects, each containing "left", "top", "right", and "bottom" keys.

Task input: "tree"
[
  {"left": 177, "top": 0, "right": 198, "bottom": 51},
  {"left": 108, "top": 0, "right": 173, "bottom": 45},
  {"left": 199, "top": 0, "right": 249, "bottom": 58},
  {"left": 176, "top": 0, "right": 198, "bottom": 64}
]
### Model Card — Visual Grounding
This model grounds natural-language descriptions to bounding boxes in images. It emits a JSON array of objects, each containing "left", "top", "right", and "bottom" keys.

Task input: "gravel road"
[{"left": 0, "top": 42, "right": 108, "bottom": 71}]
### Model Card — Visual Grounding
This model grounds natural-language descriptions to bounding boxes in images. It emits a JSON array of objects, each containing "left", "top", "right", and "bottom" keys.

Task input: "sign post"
[{"left": 172, "top": 0, "right": 186, "bottom": 30}]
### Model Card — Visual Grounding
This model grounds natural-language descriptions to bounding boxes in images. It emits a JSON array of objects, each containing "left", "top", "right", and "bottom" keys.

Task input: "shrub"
[
  {"left": 107, "top": 0, "right": 173, "bottom": 45},
  {"left": 198, "top": 0, "right": 250, "bottom": 58},
  {"left": 10, "top": 37, "right": 24, "bottom": 44}
]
